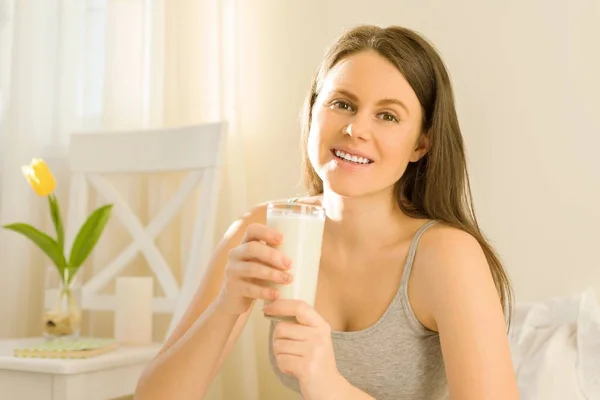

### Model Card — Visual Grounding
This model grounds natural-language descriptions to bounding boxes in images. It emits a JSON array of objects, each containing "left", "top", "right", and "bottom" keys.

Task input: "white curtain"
[{"left": 0, "top": 1, "right": 271, "bottom": 399}]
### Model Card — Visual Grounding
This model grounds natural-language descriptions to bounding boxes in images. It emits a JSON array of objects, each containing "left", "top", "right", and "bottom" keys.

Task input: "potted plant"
[{"left": 2, "top": 158, "right": 113, "bottom": 340}]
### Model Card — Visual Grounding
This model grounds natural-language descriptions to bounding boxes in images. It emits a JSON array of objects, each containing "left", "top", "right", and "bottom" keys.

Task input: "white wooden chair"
[{"left": 0, "top": 122, "right": 226, "bottom": 400}]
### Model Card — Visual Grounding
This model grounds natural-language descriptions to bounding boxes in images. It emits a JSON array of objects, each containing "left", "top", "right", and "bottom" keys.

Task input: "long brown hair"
[{"left": 300, "top": 25, "right": 513, "bottom": 321}]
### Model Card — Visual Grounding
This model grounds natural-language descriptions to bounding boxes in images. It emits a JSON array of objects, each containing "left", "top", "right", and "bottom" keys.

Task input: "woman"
[{"left": 135, "top": 25, "right": 519, "bottom": 400}]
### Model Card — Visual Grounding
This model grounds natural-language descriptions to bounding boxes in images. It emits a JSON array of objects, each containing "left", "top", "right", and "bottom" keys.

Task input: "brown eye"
[
  {"left": 379, "top": 112, "right": 399, "bottom": 123},
  {"left": 331, "top": 100, "right": 354, "bottom": 112}
]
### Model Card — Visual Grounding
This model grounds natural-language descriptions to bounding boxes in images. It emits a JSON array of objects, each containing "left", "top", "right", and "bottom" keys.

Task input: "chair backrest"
[{"left": 45, "top": 122, "right": 226, "bottom": 338}]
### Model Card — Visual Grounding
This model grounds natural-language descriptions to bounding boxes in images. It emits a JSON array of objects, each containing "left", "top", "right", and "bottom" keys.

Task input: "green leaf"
[
  {"left": 68, "top": 204, "right": 113, "bottom": 269},
  {"left": 2, "top": 223, "right": 66, "bottom": 270},
  {"left": 48, "top": 194, "right": 65, "bottom": 252}
]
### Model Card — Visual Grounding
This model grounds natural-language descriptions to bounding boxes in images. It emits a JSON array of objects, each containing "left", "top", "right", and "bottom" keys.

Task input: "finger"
[
  {"left": 272, "top": 338, "right": 307, "bottom": 357},
  {"left": 242, "top": 222, "right": 282, "bottom": 246},
  {"left": 272, "top": 321, "right": 313, "bottom": 341},
  {"left": 236, "top": 280, "right": 279, "bottom": 300},
  {"left": 263, "top": 299, "right": 324, "bottom": 328},
  {"left": 275, "top": 353, "right": 301, "bottom": 377},
  {"left": 235, "top": 261, "right": 293, "bottom": 285},
  {"left": 231, "top": 241, "right": 291, "bottom": 270}
]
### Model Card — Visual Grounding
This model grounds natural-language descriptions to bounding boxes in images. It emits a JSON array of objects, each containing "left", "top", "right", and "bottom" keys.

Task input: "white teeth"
[{"left": 334, "top": 150, "right": 371, "bottom": 164}]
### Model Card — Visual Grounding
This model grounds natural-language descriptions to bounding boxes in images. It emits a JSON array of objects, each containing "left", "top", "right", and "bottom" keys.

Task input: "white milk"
[{"left": 266, "top": 212, "right": 325, "bottom": 309}]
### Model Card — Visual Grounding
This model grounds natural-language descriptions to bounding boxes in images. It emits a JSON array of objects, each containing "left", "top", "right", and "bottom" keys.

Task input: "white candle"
[{"left": 115, "top": 276, "right": 154, "bottom": 345}]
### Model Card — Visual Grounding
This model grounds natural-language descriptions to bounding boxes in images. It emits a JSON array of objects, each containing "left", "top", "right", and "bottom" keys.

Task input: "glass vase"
[{"left": 43, "top": 266, "right": 82, "bottom": 341}]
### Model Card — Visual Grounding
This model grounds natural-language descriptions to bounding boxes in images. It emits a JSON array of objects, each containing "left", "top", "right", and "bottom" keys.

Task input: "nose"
[{"left": 343, "top": 111, "right": 372, "bottom": 140}]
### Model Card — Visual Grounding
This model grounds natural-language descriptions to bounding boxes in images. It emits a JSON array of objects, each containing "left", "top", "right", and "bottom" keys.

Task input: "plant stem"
[{"left": 62, "top": 266, "right": 78, "bottom": 286}]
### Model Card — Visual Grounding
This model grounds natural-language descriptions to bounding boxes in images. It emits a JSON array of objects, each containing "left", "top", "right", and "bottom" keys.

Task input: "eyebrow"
[
  {"left": 377, "top": 98, "right": 410, "bottom": 115},
  {"left": 332, "top": 89, "right": 410, "bottom": 115}
]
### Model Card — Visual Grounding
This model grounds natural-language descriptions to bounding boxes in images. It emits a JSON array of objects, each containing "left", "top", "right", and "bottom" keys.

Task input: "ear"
[{"left": 409, "top": 133, "right": 431, "bottom": 162}]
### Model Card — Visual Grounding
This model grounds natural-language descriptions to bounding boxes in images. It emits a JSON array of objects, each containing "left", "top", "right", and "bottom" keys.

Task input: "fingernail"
[
  {"left": 283, "top": 258, "right": 292, "bottom": 268},
  {"left": 274, "top": 233, "right": 283, "bottom": 243}
]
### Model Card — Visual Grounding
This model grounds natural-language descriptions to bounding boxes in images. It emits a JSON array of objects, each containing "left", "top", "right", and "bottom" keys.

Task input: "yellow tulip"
[{"left": 21, "top": 158, "right": 56, "bottom": 196}]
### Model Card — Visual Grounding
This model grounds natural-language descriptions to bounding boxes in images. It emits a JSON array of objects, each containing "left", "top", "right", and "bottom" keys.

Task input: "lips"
[{"left": 331, "top": 148, "right": 374, "bottom": 165}]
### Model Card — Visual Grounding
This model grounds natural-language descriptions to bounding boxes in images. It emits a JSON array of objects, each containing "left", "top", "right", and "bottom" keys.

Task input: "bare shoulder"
[
  {"left": 224, "top": 196, "right": 319, "bottom": 239},
  {"left": 222, "top": 202, "right": 268, "bottom": 240},
  {"left": 275, "top": 195, "right": 322, "bottom": 207},
  {"left": 412, "top": 222, "right": 518, "bottom": 398},
  {"left": 418, "top": 222, "right": 486, "bottom": 264},
  {"left": 410, "top": 222, "right": 499, "bottom": 331},
  {"left": 295, "top": 195, "right": 323, "bottom": 206}
]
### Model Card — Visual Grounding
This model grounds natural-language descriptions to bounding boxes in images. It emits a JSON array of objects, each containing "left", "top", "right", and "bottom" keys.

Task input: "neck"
[{"left": 321, "top": 188, "right": 412, "bottom": 251}]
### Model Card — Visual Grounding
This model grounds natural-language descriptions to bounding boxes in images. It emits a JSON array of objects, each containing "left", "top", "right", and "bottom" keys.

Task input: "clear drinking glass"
[{"left": 263, "top": 201, "right": 326, "bottom": 321}]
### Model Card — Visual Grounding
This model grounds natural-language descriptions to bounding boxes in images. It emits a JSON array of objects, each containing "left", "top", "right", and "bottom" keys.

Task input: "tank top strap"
[
  {"left": 396, "top": 219, "right": 439, "bottom": 333},
  {"left": 399, "top": 220, "right": 439, "bottom": 299},
  {"left": 400, "top": 220, "right": 438, "bottom": 290}
]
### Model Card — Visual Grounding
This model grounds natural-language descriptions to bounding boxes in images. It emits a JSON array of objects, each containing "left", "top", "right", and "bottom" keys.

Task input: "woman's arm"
[
  {"left": 134, "top": 206, "right": 267, "bottom": 400},
  {"left": 335, "top": 377, "right": 376, "bottom": 399},
  {"left": 413, "top": 225, "right": 519, "bottom": 399}
]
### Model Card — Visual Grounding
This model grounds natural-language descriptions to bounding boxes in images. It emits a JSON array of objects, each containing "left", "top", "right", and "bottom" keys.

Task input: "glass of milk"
[{"left": 264, "top": 200, "right": 326, "bottom": 321}]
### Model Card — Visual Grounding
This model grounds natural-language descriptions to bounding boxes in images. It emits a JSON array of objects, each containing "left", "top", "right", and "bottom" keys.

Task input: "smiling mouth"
[{"left": 331, "top": 149, "right": 373, "bottom": 165}]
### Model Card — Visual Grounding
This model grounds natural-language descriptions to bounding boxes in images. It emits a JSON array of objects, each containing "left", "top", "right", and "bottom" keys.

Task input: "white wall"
[{"left": 237, "top": 0, "right": 600, "bottom": 302}]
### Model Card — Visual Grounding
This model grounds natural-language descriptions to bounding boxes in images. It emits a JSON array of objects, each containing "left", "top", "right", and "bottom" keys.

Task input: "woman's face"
[{"left": 308, "top": 50, "right": 428, "bottom": 198}]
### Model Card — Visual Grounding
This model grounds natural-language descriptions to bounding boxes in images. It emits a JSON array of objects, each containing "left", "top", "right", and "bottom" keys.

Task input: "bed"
[{"left": 509, "top": 288, "right": 600, "bottom": 399}]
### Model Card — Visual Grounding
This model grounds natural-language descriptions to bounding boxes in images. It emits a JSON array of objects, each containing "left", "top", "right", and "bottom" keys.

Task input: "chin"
[
  {"left": 322, "top": 175, "right": 378, "bottom": 198},
  {"left": 321, "top": 171, "right": 399, "bottom": 200}
]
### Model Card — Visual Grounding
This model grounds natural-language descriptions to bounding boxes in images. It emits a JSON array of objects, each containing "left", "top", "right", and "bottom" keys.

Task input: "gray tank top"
[{"left": 268, "top": 220, "right": 449, "bottom": 399}]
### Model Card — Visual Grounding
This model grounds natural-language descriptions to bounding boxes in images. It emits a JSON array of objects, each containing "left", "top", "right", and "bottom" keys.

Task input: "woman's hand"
[
  {"left": 215, "top": 223, "right": 293, "bottom": 315},
  {"left": 265, "top": 299, "right": 345, "bottom": 400}
]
